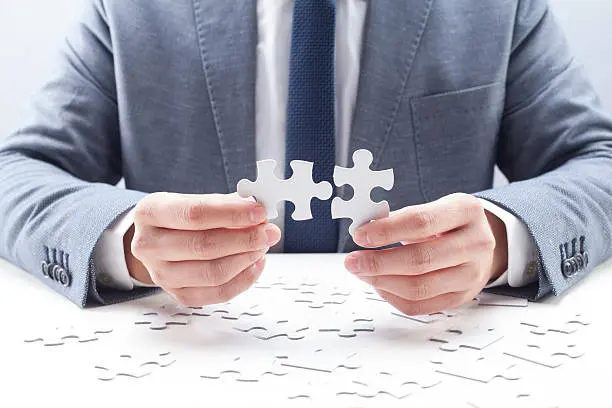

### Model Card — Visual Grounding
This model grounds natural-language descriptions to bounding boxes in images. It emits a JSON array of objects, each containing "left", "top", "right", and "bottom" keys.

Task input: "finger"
[
  {"left": 354, "top": 193, "right": 483, "bottom": 247},
  {"left": 377, "top": 289, "right": 470, "bottom": 316},
  {"left": 132, "top": 223, "right": 281, "bottom": 261},
  {"left": 150, "top": 249, "right": 268, "bottom": 289},
  {"left": 358, "top": 263, "right": 478, "bottom": 301},
  {"left": 171, "top": 257, "right": 267, "bottom": 307},
  {"left": 345, "top": 227, "right": 474, "bottom": 277},
  {"left": 134, "top": 192, "right": 268, "bottom": 230}
]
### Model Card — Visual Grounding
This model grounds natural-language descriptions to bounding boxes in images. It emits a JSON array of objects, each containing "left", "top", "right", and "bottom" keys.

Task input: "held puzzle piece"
[
  {"left": 237, "top": 160, "right": 332, "bottom": 220},
  {"left": 93, "top": 352, "right": 176, "bottom": 381},
  {"left": 332, "top": 149, "right": 395, "bottom": 236},
  {"left": 24, "top": 326, "right": 113, "bottom": 347},
  {"left": 236, "top": 149, "right": 394, "bottom": 233}
]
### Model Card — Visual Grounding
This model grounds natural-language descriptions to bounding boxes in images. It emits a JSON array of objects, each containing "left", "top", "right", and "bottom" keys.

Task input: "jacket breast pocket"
[{"left": 411, "top": 82, "right": 505, "bottom": 201}]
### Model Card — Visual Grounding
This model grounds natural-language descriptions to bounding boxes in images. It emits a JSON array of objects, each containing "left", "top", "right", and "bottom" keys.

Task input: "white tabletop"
[{"left": 0, "top": 254, "right": 609, "bottom": 407}]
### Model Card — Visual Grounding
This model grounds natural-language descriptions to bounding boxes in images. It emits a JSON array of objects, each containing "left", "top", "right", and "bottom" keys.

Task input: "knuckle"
[
  {"left": 412, "top": 210, "right": 437, "bottom": 235},
  {"left": 214, "top": 284, "right": 234, "bottom": 303},
  {"left": 204, "top": 261, "right": 228, "bottom": 286},
  {"left": 411, "top": 279, "right": 430, "bottom": 300},
  {"left": 365, "top": 254, "right": 383, "bottom": 275},
  {"left": 246, "top": 227, "right": 265, "bottom": 250},
  {"left": 130, "top": 232, "right": 152, "bottom": 258},
  {"left": 133, "top": 199, "right": 156, "bottom": 225},
  {"left": 462, "top": 195, "right": 483, "bottom": 217},
  {"left": 190, "top": 232, "right": 214, "bottom": 258},
  {"left": 412, "top": 246, "right": 434, "bottom": 269},
  {"left": 184, "top": 201, "right": 208, "bottom": 224}
]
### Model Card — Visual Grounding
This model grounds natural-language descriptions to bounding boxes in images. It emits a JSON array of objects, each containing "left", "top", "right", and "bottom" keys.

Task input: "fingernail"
[
  {"left": 264, "top": 225, "right": 280, "bottom": 246},
  {"left": 250, "top": 206, "right": 267, "bottom": 223},
  {"left": 355, "top": 230, "right": 371, "bottom": 246},
  {"left": 345, "top": 253, "right": 361, "bottom": 275}
]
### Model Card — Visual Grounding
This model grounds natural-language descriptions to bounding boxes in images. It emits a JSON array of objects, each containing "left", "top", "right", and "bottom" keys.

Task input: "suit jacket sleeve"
[
  {"left": 0, "top": 0, "right": 157, "bottom": 307},
  {"left": 475, "top": 0, "right": 612, "bottom": 300}
]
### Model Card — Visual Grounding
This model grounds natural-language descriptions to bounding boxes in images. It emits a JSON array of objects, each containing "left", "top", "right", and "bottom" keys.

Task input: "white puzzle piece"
[
  {"left": 294, "top": 287, "right": 351, "bottom": 309},
  {"left": 348, "top": 366, "right": 443, "bottom": 399},
  {"left": 200, "top": 355, "right": 288, "bottom": 382},
  {"left": 429, "top": 325, "right": 504, "bottom": 352},
  {"left": 237, "top": 160, "right": 332, "bottom": 220},
  {"left": 331, "top": 149, "right": 394, "bottom": 236},
  {"left": 24, "top": 325, "right": 113, "bottom": 347},
  {"left": 504, "top": 332, "right": 586, "bottom": 368},
  {"left": 280, "top": 349, "right": 365, "bottom": 373},
  {"left": 93, "top": 352, "right": 175, "bottom": 381},
  {"left": 316, "top": 311, "right": 375, "bottom": 338},
  {"left": 468, "top": 380, "right": 560, "bottom": 408},
  {"left": 134, "top": 304, "right": 192, "bottom": 330},
  {"left": 392, "top": 310, "right": 455, "bottom": 324},
  {"left": 431, "top": 353, "right": 524, "bottom": 383},
  {"left": 234, "top": 319, "right": 311, "bottom": 341},
  {"left": 477, "top": 293, "right": 529, "bottom": 307},
  {"left": 285, "top": 380, "right": 359, "bottom": 406},
  {"left": 520, "top": 313, "right": 590, "bottom": 335}
]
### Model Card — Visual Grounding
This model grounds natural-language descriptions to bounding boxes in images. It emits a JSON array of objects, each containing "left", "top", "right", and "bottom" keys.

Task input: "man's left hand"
[{"left": 345, "top": 193, "right": 509, "bottom": 316}]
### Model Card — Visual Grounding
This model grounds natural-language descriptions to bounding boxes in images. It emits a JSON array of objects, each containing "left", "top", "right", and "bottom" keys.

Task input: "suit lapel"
[
  {"left": 192, "top": 0, "right": 258, "bottom": 192},
  {"left": 339, "top": 0, "right": 434, "bottom": 251}
]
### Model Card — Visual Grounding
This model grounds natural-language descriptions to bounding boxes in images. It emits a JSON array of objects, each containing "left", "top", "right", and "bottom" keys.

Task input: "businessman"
[{"left": 1, "top": 0, "right": 611, "bottom": 316}]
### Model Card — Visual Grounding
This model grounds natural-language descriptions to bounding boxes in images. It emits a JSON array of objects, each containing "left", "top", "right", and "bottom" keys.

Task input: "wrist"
[
  {"left": 124, "top": 225, "right": 154, "bottom": 285},
  {"left": 484, "top": 209, "right": 509, "bottom": 281}
]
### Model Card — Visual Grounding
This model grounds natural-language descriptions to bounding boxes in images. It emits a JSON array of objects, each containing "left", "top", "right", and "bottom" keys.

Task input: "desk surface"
[{"left": 0, "top": 254, "right": 610, "bottom": 407}]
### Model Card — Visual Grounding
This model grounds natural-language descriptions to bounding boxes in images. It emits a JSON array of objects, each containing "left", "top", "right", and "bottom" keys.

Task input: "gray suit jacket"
[{"left": 1, "top": 0, "right": 611, "bottom": 308}]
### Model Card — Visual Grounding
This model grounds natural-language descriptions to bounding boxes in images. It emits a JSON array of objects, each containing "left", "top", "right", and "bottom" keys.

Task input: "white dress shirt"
[{"left": 94, "top": 0, "right": 538, "bottom": 291}]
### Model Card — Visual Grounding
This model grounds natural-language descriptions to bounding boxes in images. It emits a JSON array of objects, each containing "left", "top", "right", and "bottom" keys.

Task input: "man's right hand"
[{"left": 125, "top": 192, "right": 281, "bottom": 306}]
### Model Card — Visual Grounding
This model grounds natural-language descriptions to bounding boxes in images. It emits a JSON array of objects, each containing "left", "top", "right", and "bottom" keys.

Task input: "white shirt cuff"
[
  {"left": 94, "top": 208, "right": 155, "bottom": 290},
  {"left": 478, "top": 199, "right": 539, "bottom": 288}
]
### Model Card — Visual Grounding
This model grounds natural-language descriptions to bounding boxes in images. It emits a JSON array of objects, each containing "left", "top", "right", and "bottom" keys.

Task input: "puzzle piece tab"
[
  {"left": 429, "top": 325, "right": 503, "bottom": 352},
  {"left": 200, "top": 356, "right": 288, "bottom": 382},
  {"left": 93, "top": 352, "right": 175, "bottom": 381},
  {"left": 237, "top": 160, "right": 332, "bottom": 220},
  {"left": 316, "top": 311, "right": 375, "bottom": 338},
  {"left": 134, "top": 304, "right": 191, "bottom": 330},
  {"left": 281, "top": 349, "right": 365, "bottom": 373},
  {"left": 331, "top": 149, "right": 394, "bottom": 236},
  {"left": 504, "top": 332, "right": 585, "bottom": 368},
  {"left": 431, "top": 353, "right": 524, "bottom": 383},
  {"left": 234, "top": 319, "right": 311, "bottom": 341},
  {"left": 24, "top": 325, "right": 113, "bottom": 347},
  {"left": 520, "top": 313, "right": 590, "bottom": 335}
]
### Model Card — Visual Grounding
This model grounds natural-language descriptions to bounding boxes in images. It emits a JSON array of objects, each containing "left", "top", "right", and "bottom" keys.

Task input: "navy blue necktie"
[{"left": 284, "top": 0, "right": 338, "bottom": 253}]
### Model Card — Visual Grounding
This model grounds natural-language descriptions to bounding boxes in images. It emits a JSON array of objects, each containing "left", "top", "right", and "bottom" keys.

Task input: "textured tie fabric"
[{"left": 284, "top": 0, "right": 339, "bottom": 253}]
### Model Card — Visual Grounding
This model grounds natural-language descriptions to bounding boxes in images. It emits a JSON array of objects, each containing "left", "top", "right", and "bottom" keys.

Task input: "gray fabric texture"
[{"left": 1, "top": 0, "right": 611, "bottom": 307}]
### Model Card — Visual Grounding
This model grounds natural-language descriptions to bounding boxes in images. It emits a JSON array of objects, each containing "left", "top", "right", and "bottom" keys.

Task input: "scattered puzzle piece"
[
  {"left": 134, "top": 304, "right": 191, "bottom": 330},
  {"left": 504, "top": 332, "right": 585, "bottom": 368},
  {"left": 234, "top": 319, "right": 311, "bottom": 341},
  {"left": 200, "top": 355, "right": 288, "bottom": 382},
  {"left": 391, "top": 310, "right": 455, "bottom": 324},
  {"left": 93, "top": 352, "right": 175, "bottom": 381},
  {"left": 430, "top": 325, "right": 503, "bottom": 352},
  {"left": 477, "top": 293, "right": 528, "bottom": 307},
  {"left": 24, "top": 326, "right": 113, "bottom": 347},
  {"left": 237, "top": 159, "right": 332, "bottom": 220},
  {"left": 331, "top": 149, "right": 394, "bottom": 236},
  {"left": 294, "top": 287, "right": 350, "bottom": 309},
  {"left": 281, "top": 349, "right": 365, "bottom": 373},
  {"left": 431, "top": 353, "right": 524, "bottom": 383},
  {"left": 316, "top": 311, "right": 375, "bottom": 338},
  {"left": 348, "top": 367, "right": 442, "bottom": 399},
  {"left": 520, "top": 313, "right": 590, "bottom": 335},
  {"left": 286, "top": 380, "right": 358, "bottom": 406}
]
